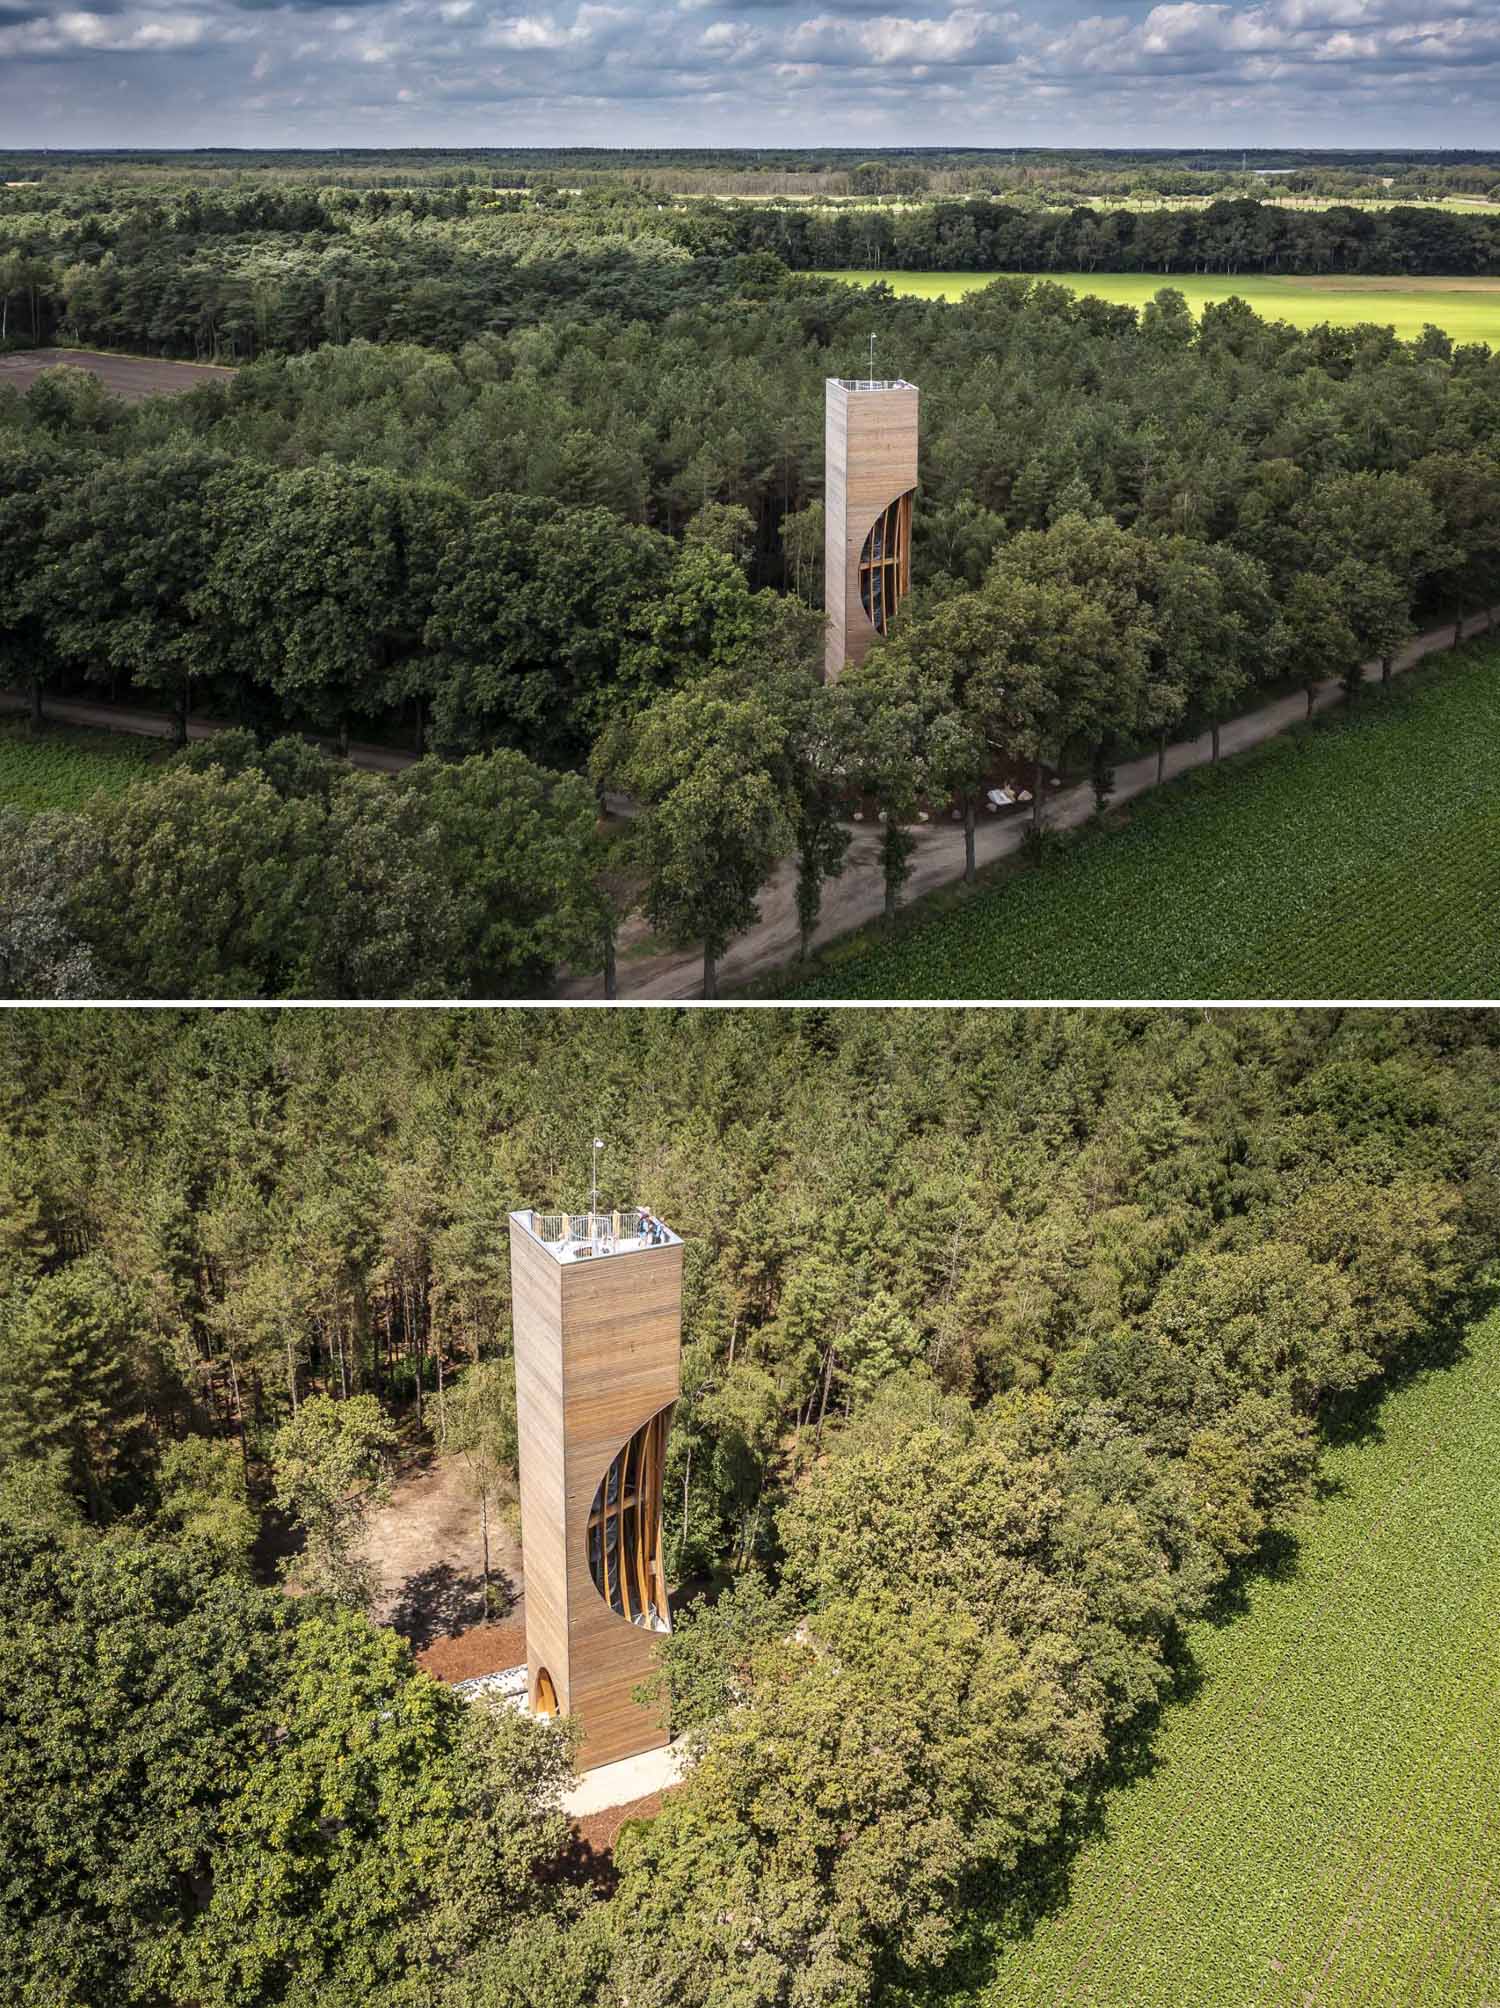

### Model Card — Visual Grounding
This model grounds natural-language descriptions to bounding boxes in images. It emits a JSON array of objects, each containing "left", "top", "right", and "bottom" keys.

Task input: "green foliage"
[
  {"left": 0, "top": 1448, "right": 92, "bottom": 1547},
  {"left": 392, "top": 752, "right": 604, "bottom": 992},
  {"left": 0, "top": 718, "right": 165, "bottom": 812},
  {"left": 423, "top": 494, "right": 669, "bottom": 762},
  {"left": 44, "top": 443, "right": 244, "bottom": 732},
  {"left": 958, "top": 1308, "right": 1500, "bottom": 2008},
  {"left": 5, "top": 217, "right": 1500, "bottom": 1001},
  {"left": 6, "top": 736, "right": 606, "bottom": 999},
  {"left": 1, "top": 1010, "right": 1497, "bottom": 2007},
  {"left": 595, "top": 686, "right": 795, "bottom": 995},
  {"left": 0, "top": 1535, "right": 290, "bottom": 2007},
  {"left": 0, "top": 804, "right": 103, "bottom": 999},
  {"left": 825, "top": 269, "right": 1500, "bottom": 346},
  {"left": 0, "top": 1535, "right": 577, "bottom": 2008},
  {"left": 443, "top": 1906, "right": 618, "bottom": 2008},
  {"left": 780, "top": 1379, "right": 1203, "bottom": 1734},
  {"left": 790, "top": 648, "right": 1500, "bottom": 1000},
  {"left": 75, "top": 766, "right": 325, "bottom": 998},
  {"left": 155, "top": 1437, "right": 257, "bottom": 1571},
  {"left": 650, "top": 1575, "right": 800, "bottom": 1746},
  {"left": 183, "top": 1614, "right": 576, "bottom": 2008},
  {"left": 270, "top": 1393, "right": 398, "bottom": 1610},
  {"left": 612, "top": 1610, "right": 981, "bottom": 2006},
  {"left": 0, "top": 1254, "right": 157, "bottom": 1521}
]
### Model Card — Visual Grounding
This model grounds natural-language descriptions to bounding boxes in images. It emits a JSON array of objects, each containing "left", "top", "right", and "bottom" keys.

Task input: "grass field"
[
  {"left": 1060, "top": 194, "right": 1500, "bottom": 215},
  {"left": 786, "top": 646, "right": 1500, "bottom": 1001},
  {"left": 820, "top": 269, "right": 1500, "bottom": 346},
  {"left": 938, "top": 1306, "right": 1500, "bottom": 2008},
  {"left": 0, "top": 716, "right": 167, "bottom": 811}
]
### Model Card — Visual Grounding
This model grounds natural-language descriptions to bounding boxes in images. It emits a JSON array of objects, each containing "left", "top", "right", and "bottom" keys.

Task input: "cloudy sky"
[{"left": 2, "top": 0, "right": 1498, "bottom": 149}]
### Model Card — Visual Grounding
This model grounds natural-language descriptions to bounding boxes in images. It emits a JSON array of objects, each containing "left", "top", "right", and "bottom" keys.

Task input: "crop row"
[
  {"left": 796, "top": 647, "right": 1500, "bottom": 1002},
  {"left": 969, "top": 1311, "right": 1500, "bottom": 2007}
]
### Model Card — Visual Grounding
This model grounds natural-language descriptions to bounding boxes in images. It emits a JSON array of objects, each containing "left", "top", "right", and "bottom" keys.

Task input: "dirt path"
[
  {"left": 0, "top": 689, "right": 417, "bottom": 776},
  {"left": 6, "top": 607, "right": 1492, "bottom": 998},
  {"left": 568, "top": 608, "right": 1497, "bottom": 1000},
  {"left": 362, "top": 1450, "right": 523, "bottom": 1647}
]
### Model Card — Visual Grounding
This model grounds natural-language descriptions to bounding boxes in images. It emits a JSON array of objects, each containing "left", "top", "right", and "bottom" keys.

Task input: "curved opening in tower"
[
  {"left": 858, "top": 488, "right": 914, "bottom": 636},
  {"left": 586, "top": 1406, "right": 672, "bottom": 1631},
  {"left": 534, "top": 1666, "right": 558, "bottom": 1715}
]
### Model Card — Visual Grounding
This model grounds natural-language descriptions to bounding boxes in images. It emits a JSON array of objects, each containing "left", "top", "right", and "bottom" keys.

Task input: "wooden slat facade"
[
  {"left": 823, "top": 378, "right": 920, "bottom": 681},
  {"left": 510, "top": 1214, "right": 683, "bottom": 1770}
]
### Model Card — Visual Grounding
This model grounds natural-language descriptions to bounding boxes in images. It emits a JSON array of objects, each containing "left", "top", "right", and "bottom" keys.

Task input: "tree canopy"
[{"left": 2, "top": 1009, "right": 1497, "bottom": 2003}]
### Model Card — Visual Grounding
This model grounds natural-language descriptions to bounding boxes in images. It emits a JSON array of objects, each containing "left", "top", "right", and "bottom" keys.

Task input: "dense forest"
[
  {"left": 5, "top": 142, "right": 1500, "bottom": 200},
  {"left": 7, "top": 177, "right": 1500, "bottom": 368},
  {"left": 6, "top": 173, "right": 1500, "bottom": 997},
  {"left": 3, "top": 1006, "right": 1498, "bottom": 2006}
]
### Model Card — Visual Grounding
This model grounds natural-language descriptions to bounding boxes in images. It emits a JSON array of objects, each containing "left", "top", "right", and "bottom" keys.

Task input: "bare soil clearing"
[
  {"left": 0, "top": 348, "right": 234, "bottom": 401},
  {"left": 362, "top": 1450, "right": 522, "bottom": 1649}
]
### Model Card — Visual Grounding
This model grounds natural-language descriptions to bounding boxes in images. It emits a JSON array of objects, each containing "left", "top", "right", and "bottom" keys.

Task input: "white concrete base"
[
  {"left": 455, "top": 1663, "right": 689, "bottom": 1816},
  {"left": 563, "top": 1735, "right": 689, "bottom": 1816}
]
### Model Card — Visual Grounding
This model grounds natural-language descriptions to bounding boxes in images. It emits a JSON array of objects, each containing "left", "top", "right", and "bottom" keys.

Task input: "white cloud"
[
  {"left": 3, "top": 0, "right": 1500, "bottom": 143},
  {"left": 0, "top": 4, "right": 209, "bottom": 52},
  {"left": 782, "top": 5, "right": 1021, "bottom": 65},
  {"left": 483, "top": 9, "right": 580, "bottom": 44}
]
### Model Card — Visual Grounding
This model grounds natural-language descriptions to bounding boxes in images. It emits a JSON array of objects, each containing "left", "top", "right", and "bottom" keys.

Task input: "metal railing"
[{"left": 528, "top": 1208, "right": 648, "bottom": 1255}]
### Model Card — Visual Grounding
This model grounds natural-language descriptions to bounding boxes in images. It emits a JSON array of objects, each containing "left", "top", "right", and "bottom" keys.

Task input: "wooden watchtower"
[
  {"left": 509, "top": 1206, "right": 681, "bottom": 1769},
  {"left": 823, "top": 376, "right": 919, "bottom": 680}
]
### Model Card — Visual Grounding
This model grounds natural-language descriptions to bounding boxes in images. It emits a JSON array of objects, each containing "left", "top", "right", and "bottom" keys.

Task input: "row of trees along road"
[
  {"left": 2, "top": 1007, "right": 1498, "bottom": 2005},
  {"left": 3, "top": 471, "right": 1491, "bottom": 1000},
  {"left": 6, "top": 268, "right": 1500, "bottom": 996}
]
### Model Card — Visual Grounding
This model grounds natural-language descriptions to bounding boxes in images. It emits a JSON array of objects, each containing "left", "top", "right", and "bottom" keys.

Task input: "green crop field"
[
  {"left": 785, "top": 646, "right": 1500, "bottom": 1001},
  {"left": 0, "top": 717, "right": 167, "bottom": 811},
  {"left": 932, "top": 1306, "right": 1500, "bottom": 2008},
  {"left": 820, "top": 269, "right": 1500, "bottom": 346}
]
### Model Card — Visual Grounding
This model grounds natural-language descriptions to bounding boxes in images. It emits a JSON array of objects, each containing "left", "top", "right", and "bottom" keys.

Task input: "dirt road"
[
  {"left": 5, "top": 606, "right": 1491, "bottom": 998},
  {"left": 0, "top": 689, "right": 417, "bottom": 776},
  {"left": 569, "top": 609, "right": 1496, "bottom": 1000}
]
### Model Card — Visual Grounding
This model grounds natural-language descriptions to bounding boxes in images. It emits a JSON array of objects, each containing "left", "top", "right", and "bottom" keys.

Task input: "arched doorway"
[{"left": 534, "top": 1667, "right": 558, "bottom": 1716}]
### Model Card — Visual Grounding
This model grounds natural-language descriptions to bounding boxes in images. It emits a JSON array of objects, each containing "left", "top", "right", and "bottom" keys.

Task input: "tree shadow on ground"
[
  {"left": 543, "top": 1832, "right": 620, "bottom": 1899},
  {"left": 1197, "top": 1526, "right": 1303, "bottom": 1630},
  {"left": 387, "top": 1560, "right": 516, "bottom": 1647},
  {"left": 1319, "top": 1301, "right": 1480, "bottom": 1452},
  {"left": 894, "top": 1633, "right": 1206, "bottom": 2004},
  {"left": 250, "top": 1501, "right": 302, "bottom": 1590}
]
